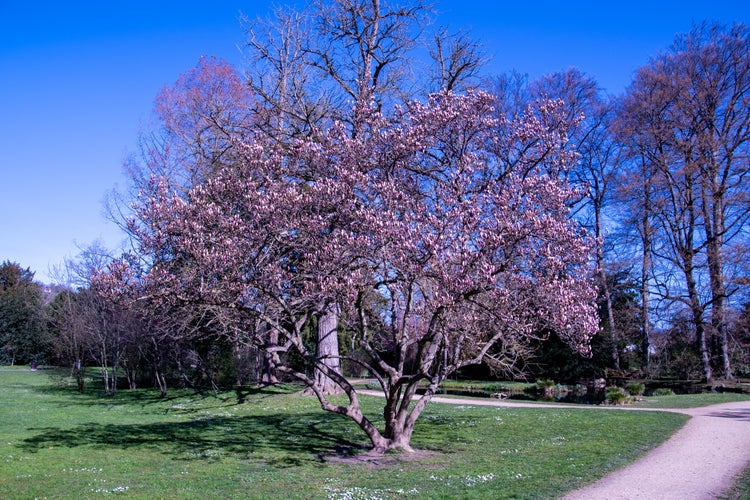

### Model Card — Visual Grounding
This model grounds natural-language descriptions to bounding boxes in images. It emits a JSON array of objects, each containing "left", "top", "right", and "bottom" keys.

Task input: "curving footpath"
[
  {"left": 560, "top": 400, "right": 750, "bottom": 500},
  {"left": 358, "top": 390, "right": 750, "bottom": 499}
]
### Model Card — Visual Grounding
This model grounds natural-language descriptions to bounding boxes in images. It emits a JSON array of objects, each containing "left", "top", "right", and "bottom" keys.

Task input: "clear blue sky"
[{"left": 1, "top": 1, "right": 748, "bottom": 284}]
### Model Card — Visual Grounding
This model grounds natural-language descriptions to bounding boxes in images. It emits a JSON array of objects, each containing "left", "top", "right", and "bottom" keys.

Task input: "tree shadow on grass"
[
  {"left": 35, "top": 373, "right": 298, "bottom": 415},
  {"left": 18, "top": 412, "right": 364, "bottom": 467}
]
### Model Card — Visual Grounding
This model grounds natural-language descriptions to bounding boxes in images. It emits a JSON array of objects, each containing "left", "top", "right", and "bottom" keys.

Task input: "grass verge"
[
  {"left": 1, "top": 369, "right": 689, "bottom": 499},
  {"left": 636, "top": 392, "right": 750, "bottom": 409},
  {"left": 721, "top": 466, "right": 750, "bottom": 500}
]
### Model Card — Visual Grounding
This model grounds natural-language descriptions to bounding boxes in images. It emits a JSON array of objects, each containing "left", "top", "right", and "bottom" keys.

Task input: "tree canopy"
[
  {"left": 97, "top": 79, "right": 599, "bottom": 452},
  {"left": 0, "top": 261, "right": 48, "bottom": 365}
]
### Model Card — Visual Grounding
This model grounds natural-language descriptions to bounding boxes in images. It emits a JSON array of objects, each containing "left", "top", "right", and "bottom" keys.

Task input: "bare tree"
[
  {"left": 47, "top": 288, "right": 89, "bottom": 391},
  {"left": 674, "top": 23, "right": 750, "bottom": 379},
  {"left": 530, "top": 68, "right": 624, "bottom": 370},
  {"left": 242, "top": 0, "right": 486, "bottom": 394},
  {"left": 615, "top": 22, "right": 750, "bottom": 381}
]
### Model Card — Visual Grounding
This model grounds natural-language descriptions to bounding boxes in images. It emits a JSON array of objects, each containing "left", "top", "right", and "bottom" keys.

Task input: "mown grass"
[
  {"left": 637, "top": 392, "right": 750, "bottom": 409},
  {"left": 352, "top": 377, "right": 534, "bottom": 390},
  {"left": 0, "top": 369, "right": 691, "bottom": 499},
  {"left": 721, "top": 466, "right": 750, "bottom": 500}
]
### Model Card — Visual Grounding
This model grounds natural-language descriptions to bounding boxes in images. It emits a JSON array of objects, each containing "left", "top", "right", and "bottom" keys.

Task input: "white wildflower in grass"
[
  {"left": 450, "top": 419, "right": 478, "bottom": 429},
  {"left": 497, "top": 448, "right": 520, "bottom": 455},
  {"left": 395, "top": 488, "right": 419, "bottom": 494},
  {"left": 324, "top": 485, "right": 419, "bottom": 499},
  {"left": 464, "top": 473, "right": 496, "bottom": 487},
  {"left": 551, "top": 436, "right": 566, "bottom": 445},
  {"left": 429, "top": 473, "right": 496, "bottom": 488},
  {"left": 324, "top": 485, "right": 383, "bottom": 500},
  {"left": 91, "top": 486, "right": 129, "bottom": 494},
  {"left": 64, "top": 467, "right": 103, "bottom": 474},
  {"left": 189, "top": 448, "right": 222, "bottom": 458}
]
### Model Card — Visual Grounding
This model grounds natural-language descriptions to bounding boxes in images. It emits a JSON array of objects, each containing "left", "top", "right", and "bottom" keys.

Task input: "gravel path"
[
  {"left": 358, "top": 390, "right": 750, "bottom": 498},
  {"left": 561, "top": 400, "right": 750, "bottom": 500}
]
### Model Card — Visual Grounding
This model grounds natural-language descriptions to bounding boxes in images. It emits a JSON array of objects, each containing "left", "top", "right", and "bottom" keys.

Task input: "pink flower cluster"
[{"left": 113, "top": 88, "right": 599, "bottom": 375}]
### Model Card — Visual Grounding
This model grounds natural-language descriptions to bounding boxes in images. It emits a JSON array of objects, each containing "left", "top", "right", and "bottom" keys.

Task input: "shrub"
[
  {"left": 625, "top": 382, "right": 645, "bottom": 396},
  {"left": 650, "top": 387, "right": 676, "bottom": 397},
  {"left": 605, "top": 386, "right": 630, "bottom": 405}
]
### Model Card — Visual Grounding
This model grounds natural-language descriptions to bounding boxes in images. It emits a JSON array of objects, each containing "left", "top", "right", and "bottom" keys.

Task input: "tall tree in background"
[
  {"left": 612, "top": 146, "right": 658, "bottom": 373},
  {"left": 113, "top": 56, "right": 256, "bottom": 203},
  {"left": 244, "top": 0, "right": 482, "bottom": 131},
  {"left": 675, "top": 23, "right": 750, "bottom": 380},
  {"left": 0, "top": 261, "right": 48, "bottom": 365},
  {"left": 489, "top": 68, "right": 627, "bottom": 374},
  {"left": 108, "top": 56, "right": 267, "bottom": 387},
  {"left": 620, "top": 56, "right": 714, "bottom": 381},
  {"left": 242, "top": 0, "right": 485, "bottom": 393},
  {"left": 106, "top": 1, "right": 488, "bottom": 396},
  {"left": 616, "top": 22, "right": 750, "bottom": 381},
  {"left": 614, "top": 75, "right": 669, "bottom": 377},
  {"left": 530, "top": 68, "right": 624, "bottom": 370}
]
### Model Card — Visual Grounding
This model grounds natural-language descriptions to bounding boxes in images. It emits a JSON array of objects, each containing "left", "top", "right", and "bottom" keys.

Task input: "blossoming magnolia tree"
[{"left": 112, "top": 89, "right": 599, "bottom": 453}]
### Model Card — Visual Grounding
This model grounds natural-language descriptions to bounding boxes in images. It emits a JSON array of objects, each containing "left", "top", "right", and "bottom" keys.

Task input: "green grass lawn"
[
  {"left": 721, "top": 466, "right": 750, "bottom": 500},
  {"left": 636, "top": 392, "right": 750, "bottom": 409},
  {"left": 0, "top": 369, "right": 697, "bottom": 498}
]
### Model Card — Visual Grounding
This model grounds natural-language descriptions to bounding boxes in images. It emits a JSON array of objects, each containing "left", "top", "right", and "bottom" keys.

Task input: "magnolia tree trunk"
[
  {"left": 155, "top": 369, "right": 168, "bottom": 397},
  {"left": 260, "top": 324, "right": 279, "bottom": 385},
  {"left": 308, "top": 370, "right": 440, "bottom": 454},
  {"left": 315, "top": 303, "right": 343, "bottom": 394}
]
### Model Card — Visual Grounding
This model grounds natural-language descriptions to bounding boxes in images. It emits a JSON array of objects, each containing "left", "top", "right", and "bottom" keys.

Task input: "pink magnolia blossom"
[{"left": 127, "top": 87, "right": 599, "bottom": 452}]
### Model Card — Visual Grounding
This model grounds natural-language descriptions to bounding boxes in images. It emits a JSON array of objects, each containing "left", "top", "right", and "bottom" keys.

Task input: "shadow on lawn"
[
  {"left": 19, "top": 411, "right": 362, "bottom": 466},
  {"left": 36, "top": 371, "right": 296, "bottom": 413}
]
